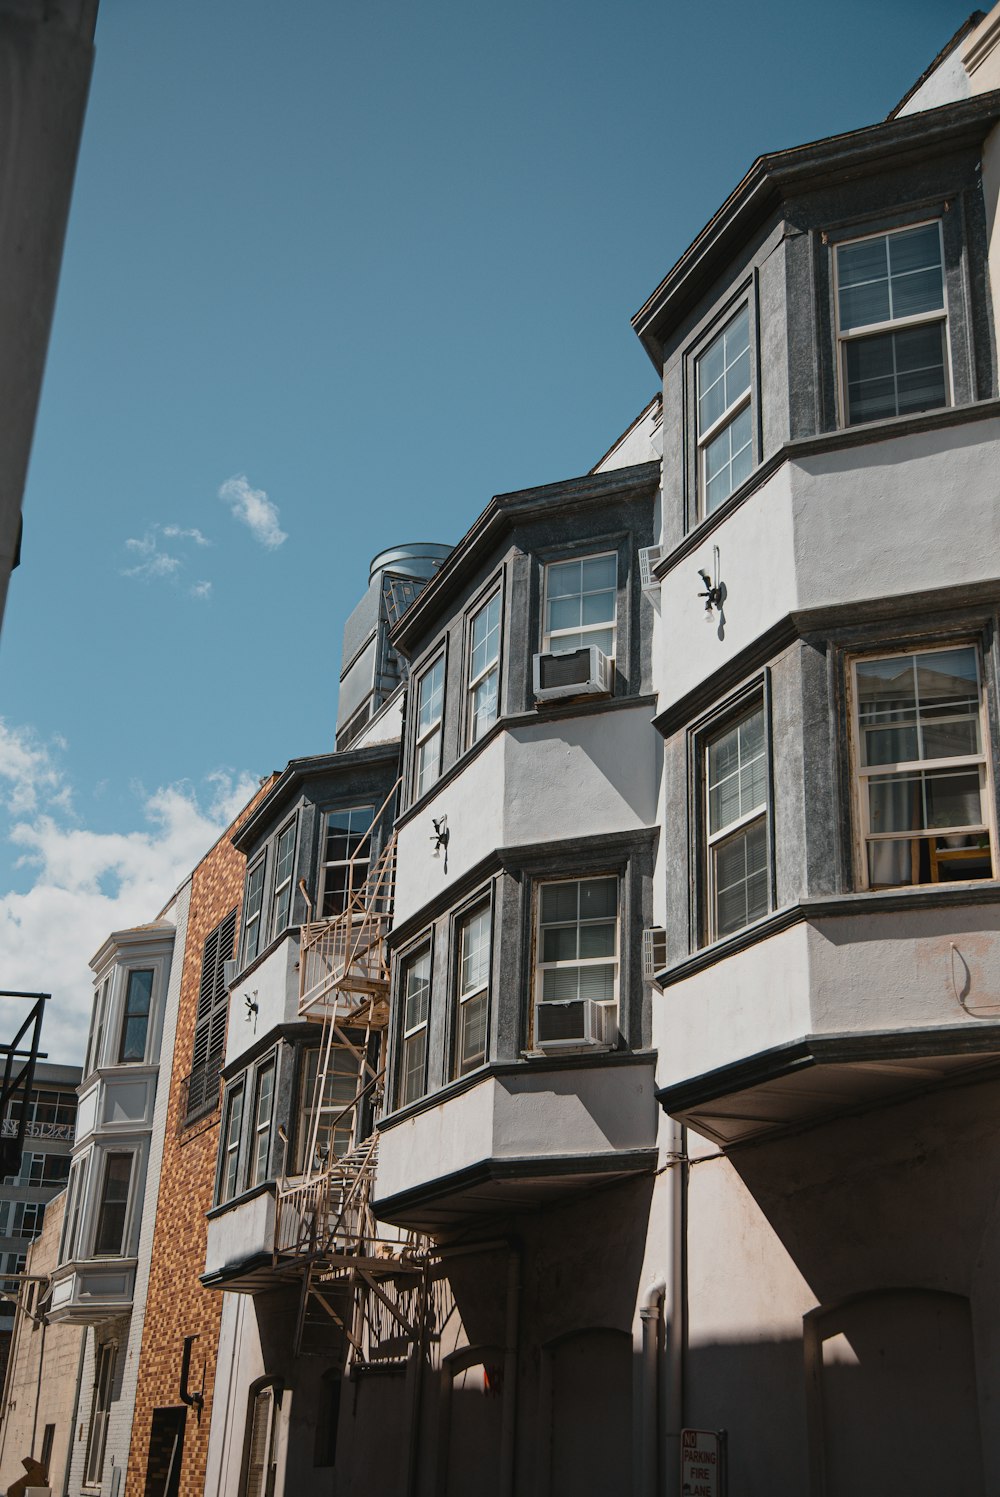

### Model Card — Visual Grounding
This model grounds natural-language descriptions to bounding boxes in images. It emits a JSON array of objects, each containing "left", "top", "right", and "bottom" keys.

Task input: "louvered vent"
[
  {"left": 641, "top": 926, "right": 667, "bottom": 986},
  {"left": 638, "top": 546, "right": 663, "bottom": 594},
  {"left": 185, "top": 907, "right": 237, "bottom": 1124}
]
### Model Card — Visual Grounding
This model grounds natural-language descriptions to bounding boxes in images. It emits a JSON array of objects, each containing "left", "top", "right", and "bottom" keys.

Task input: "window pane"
[
  {"left": 470, "top": 594, "right": 501, "bottom": 681},
  {"left": 416, "top": 732, "right": 441, "bottom": 799},
  {"left": 582, "top": 555, "right": 617, "bottom": 591},
  {"left": 403, "top": 950, "right": 431, "bottom": 1030},
  {"left": 119, "top": 969, "right": 153, "bottom": 1063},
  {"left": 708, "top": 707, "right": 766, "bottom": 833},
  {"left": 400, "top": 1030, "right": 427, "bottom": 1107},
  {"left": 697, "top": 306, "right": 750, "bottom": 434},
  {"left": 547, "top": 559, "right": 582, "bottom": 598},
  {"left": 417, "top": 657, "right": 444, "bottom": 732},
  {"left": 714, "top": 819, "right": 768, "bottom": 937},
  {"left": 94, "top": 1154, "right": 132, "bottom": 1255},
  {"left": 459, "top": 906, "right": 491, "bottom": 996},
  {"left": 458, "top": 990, "right": 487, "bottom": 1075},
  {"left": 470, "top": 668, "right": 499, "bottom": 741},
  {"left": 579, "top": 877, "right": 617, "bottom": 919}
]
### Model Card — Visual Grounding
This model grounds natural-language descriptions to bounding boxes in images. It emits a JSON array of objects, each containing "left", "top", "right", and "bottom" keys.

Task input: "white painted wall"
[
  {"left": 204, "top": 1190, "right": 275, "bottom": 1280},
  {"left": 226, "top": 936, "right": 298, "bottom": 1066}
]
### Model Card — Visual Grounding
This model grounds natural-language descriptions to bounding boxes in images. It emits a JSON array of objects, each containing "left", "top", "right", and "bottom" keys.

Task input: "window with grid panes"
[
  {"left": 543, "top": 554, "right": 617, "bottom": 657},
  {"left": 851, "top": 644, "right": 994, "bottom": 888},
  {"left": 836, "top": 223, "right": 948, "bottom": 426},
  {"left": 84, "top": 976, "right": 110, "bottom": 1077},
  {"left": 187, "top": 908, "right": 237, "bottom": 1123},
  {"left": 535, "top": 877, "right": 619, "bottom": 1020},
  {"left": 399, "top": 947, "right": 431, "bottom": 1107},
  {"left": 697, "top": 305, "right": 753, "bottom": 515},
  {"left": 241, "top": 859, "right": 265, "bottom": 967},
  {"left": 467, "top": 592, "right": 501, "bottom": 745},
  {"left": 220, "top": 1080, "right": 245, "bottom": 1202},
  {"left": 705, "top": 703, "right": 769, "bottom": 939},
  {"left": 454, "top": 901, "right": 490, "bottom": 1077},
  {"left": 414, "top": 655, "right": 445, "bottom": 798},
  {"left": 250, "top": 1060, "right": 275, "bottom": 1186},
  {"left": 270, "top": 819, "right": 297, "bottom": 938},
  {"left": 296, "top": 1045, "right": 363, "bottom": 1171},
  {"left": 83, "top": 1341, "right": 116, "bottom": 1487},
  {"left": 319, "top": 805, "right": 375, "bottom": 918}
]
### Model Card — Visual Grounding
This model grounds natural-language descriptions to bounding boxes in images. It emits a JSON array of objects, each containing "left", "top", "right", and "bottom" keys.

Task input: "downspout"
[
  {"left": 498, "top": 1244, "right": 520, "bottom": 1497},
  {"left": 639, "top": 1277, "right": 665, "bottom": 1497},
  {"left": 664, "top": 1116, "right": 688, "bottom": 1497}
]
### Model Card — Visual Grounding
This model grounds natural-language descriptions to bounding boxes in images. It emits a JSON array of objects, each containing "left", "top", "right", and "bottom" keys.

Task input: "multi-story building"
[
  {"left": 193, "top": 9, "right": 1000, "bottom": 1497},
  {"left": 0, "top": 1062, "right": 80, "bottom": 1388}
]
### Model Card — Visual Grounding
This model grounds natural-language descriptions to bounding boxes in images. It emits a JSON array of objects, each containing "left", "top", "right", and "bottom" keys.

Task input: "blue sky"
[{"left": 0, "top": 0, "right": 966, "bottom": 1057}]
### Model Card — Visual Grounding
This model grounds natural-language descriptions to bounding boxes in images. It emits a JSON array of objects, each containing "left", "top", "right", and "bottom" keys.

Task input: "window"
[
  {"left": 250, "top": 1061, "right": 275, "bottom": 1187},
  {"left": 850, "top": 644, "right": 994, "bottom": 888},
  {"left": 467, "top": 592, "right": 501, "bottom": 745},
  {"left": 59, "top": 1158, "right": 85, "bottom": 1263},
  {"left": 187, "top": 908, "right": 237, "bottom": 1123},
  {"left": 118, "top": 968, "right": 153, "bottom": 1063},
  {"left": 94, "top": 1152, "right": 133, "bottom": 1256},
  {"left": 543, "top": 555, "right": 617, "bottom": 658},
  {"left": 398, "top": 946, "right": 431, "bottom": 1108},
  {"left": 696, "top": 304, "right": 752, "bottom": 515},
  {"left": 297, "top": 1045, "right": 362, "bottom": 1172},
  {"left": 83, "top": 1341, "right": 116, "bottom": 1488},
  {"left": 319, "top": 805, "right": 375, "bottom": 919},
  {"left": 270, "top": 819, "right": 297, "bottom": 938},
  {"left": 705, "top": 702, "right": 769, "bottom": 939},
  {"left": 241, "top": 859, "right": 266, "bottom": 967},
  {"left": 535, "top": 877, "right": 619, "bottom": 1010},
  {"left": 243, "top": 1381, "right": 280, "bottom": 1497},
  {"left": 11, "top": 1201, "right": 45, "bottom": 1238},
  {"left": 836, "top": 222, "right": 947, "bottom": 426},
  {"left": 414, "top": 656, "right": 444, "bottom": 798},
  {"left": 220, "top": 1081, "right": 245, "bottom": 1202},
  {"left": 84, "top": 977, "right": 109, "bottom": 1076},
  {"left": 454, "top": 901, "right": 491, "bottom": 1077}
]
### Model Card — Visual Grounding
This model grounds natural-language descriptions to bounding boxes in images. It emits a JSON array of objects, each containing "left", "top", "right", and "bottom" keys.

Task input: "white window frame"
[
  {"left": 92, "top": 1148, "right": 136, "bottom": 1258},
  {"left": 398, "top": 943, "right": 432, "bottom": 1109},
  {"left": 533, "top": 875, "right": 620, "bottom": 1020},
  {"left": 413, "top": 654, "right": 445, "bottom": 800},
  {"left": 59, "top": 1156, "right": 87, "bottom": 1264},
  {"left": 83, "top": 1340, "right": 117, "bottom": 1489},
  {"left": 84, "top": 976, "right": 110, "bottom": 1078},
  {"left": 250, "top": 1059, "right": 276, "bottom": 1188},
  {"left": 541, "top": 552, "right": 618, "bottom": 659},
  {"left": 695, "top": 302, "right": 753, "bottom": 518},
  {"left": 466, "top": 589, "right": 502, "bottom": 748},
  {"left": 704, "top": 699, "right": 770, "bottom": 943},
  {"left": 317, "top": 804, "right": 375, "bottom": 919},
  {"left": 241, "top": 857, "right": 266, "bottom": 968},
  {"left": 219, "top": 1078, "right": 246, "bottom": 1203},
  {"left": 269, "top": 817, "right": 297, "bottom": 940},
  {"left": 117, "top": 966, "right": 154, "bottom": 1065},
  {"left": 453, "top": 898, "right": 492, "bottom": 1079},
  {"left": 848, "top": 641, "right": 996, "bottom": 890},
  {"left": 833, "top": 219, "right": 951, "bottom": 428}
]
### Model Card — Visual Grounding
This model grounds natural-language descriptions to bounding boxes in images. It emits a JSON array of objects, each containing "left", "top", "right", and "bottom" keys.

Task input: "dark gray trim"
[
  {"left": 632, "top": 91, "right": 1000, "bottom": 364},
  {"left": 205, "top": 1179, "right": 275, "bottom": 1222},
  {"left": 655, "top": 1022, "right": 1000, "bottom": 1115},
  {"left": 388, "top": 856, "right": 504, "bottom": 951},
  {"left": 654, "top": 398, "right": 1000, "bottom": 581},
  {"left": 396, "top": 693, "right": 659, "bottom": 832},
  {"left": 220, "top": 1023, "right": 316, "bottom": 1082},
  {"left": 372, "top": 1146, "right": 659, "bottom": 1223},
  {"left": 233, "top": 742, "right": 400, "bottom": 853},
  {"left": 391, "top": 464, "right": 660, "bottom": 654},
  {"left": 199, "top": 1249, "right": 275, "bottom": 1290},
  {"left": 656, "top": 885, "right": 1000, "bottom": 988}
]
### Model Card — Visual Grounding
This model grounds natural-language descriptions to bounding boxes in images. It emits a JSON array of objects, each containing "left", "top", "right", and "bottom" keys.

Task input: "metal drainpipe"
[
  {"left": 639, "top": 1278, "right": 666, "bottom": 1497},
  {"left": 498, "top": 1244, "right": 521, "bottom": 1497},
  {"left": 664, "top": 1117, "right": 688, "bottom": 1497}
]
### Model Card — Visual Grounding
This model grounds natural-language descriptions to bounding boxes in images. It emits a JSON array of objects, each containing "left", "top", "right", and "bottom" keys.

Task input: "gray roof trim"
[
  {"left": 232, "top": 740, "right": 400, "bottom": 851},
  {"left": 389, "top": 462, "right": 659, "bottom": 655},
  {"left": 631, "top": 89, "right": 1000, "bottom": 368}
]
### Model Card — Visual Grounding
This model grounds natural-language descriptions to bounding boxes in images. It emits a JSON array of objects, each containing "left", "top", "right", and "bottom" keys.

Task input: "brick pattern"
[{"left": 125, "top": 781, "right": 275, "bottom": 1497}]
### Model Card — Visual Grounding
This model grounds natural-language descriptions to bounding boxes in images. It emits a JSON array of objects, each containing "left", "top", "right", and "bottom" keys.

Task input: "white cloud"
[
  {"left": 190, "top": 580, "right": 212, "bottom": 600},
  {"left": 163, "top": 525, "right": 211, "bottom": 547},
  {"left": 122, "top": 528, "right": 182, "bottom": 581},
  {"left": 219, "top": 474, "right": 287, "bottom": 550},
  {"left": 0, "top": 726, "right": 258, "bottom": 1065}
]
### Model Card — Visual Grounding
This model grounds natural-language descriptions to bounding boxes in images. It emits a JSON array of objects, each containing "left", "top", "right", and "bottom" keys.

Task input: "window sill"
[
  {"left": 658, "top": 882, "right": 1000, "bottom": 987},
  {"left": 380, "top": 1048, "right": 657, "bottom": 1131}
]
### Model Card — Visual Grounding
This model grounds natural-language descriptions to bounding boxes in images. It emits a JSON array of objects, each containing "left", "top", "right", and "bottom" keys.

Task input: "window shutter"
[{"left": 186, "top": 908, "right": 237, "bottom": 1123}]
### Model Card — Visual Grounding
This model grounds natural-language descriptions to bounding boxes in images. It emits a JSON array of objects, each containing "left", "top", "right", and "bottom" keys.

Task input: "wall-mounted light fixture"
[
  {"left": 697, "top": 545, "right": 724, "bottom": 619},
  {"left": 244, "top": 992, "right": 259, "bottom": 1023}
]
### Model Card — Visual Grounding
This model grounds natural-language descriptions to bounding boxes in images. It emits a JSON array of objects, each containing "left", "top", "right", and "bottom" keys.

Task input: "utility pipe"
[
  {"left": 663, "top": 1117, "right": 688, "bottom": 1497},
  {"left": 639, "top": 1277, "right": 666, "bottom": 1497},
  {"left": 498, "top": 1244, "right": 521, "bottom": 1497}
]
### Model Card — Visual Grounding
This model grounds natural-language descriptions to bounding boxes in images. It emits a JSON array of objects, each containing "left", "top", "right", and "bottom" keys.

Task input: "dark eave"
[
  {"left": 232, "top": 740, "right": 400, "bottom": 852},
  {"left": 389, "top": 461, "right": 659, "bottom": 656},
  {"left": 631, "top": 89, "right": 1000, "bottom": 370},
  {"left": 657, "top": 1023, "right": 1000, "bottom": 1147}
]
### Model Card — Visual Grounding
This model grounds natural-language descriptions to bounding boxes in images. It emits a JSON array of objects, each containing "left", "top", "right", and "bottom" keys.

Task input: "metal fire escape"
[{"left": 273, "top": 784, "right": 431, "bottom": 1367}]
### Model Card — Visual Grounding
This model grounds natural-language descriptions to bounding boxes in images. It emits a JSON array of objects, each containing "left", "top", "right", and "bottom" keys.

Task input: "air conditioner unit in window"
[
  {"left": 223, "top": 959, "right": 239, "bottom": 989},
  {"left": 638, "top": 545, "right": 663, "bottom": 595},
  {"left": 533, "top": 646, "right": 613, "bottom": 704},
  {"left": 641, "top": 927, "right": 667, "bottom": 988},
  {"left": 535, "top": 999, "right": 616, "bottom": 1052}
]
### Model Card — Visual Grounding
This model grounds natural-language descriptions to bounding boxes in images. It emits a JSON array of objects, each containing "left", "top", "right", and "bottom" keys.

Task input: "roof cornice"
[
  {"left": 232, "top": 740, "right": 400, "bottom": 851},
  {"left": 631, "top": 89, "right": 1000, "bottom": 369},
  {"left": 389, "top": 460, "right": 660, "bottom": 655}
]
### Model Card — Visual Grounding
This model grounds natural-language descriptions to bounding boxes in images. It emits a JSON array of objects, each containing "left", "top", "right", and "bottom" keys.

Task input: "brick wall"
[{"left": 126, "top": 781, "right": 275, "bottom": 1497}]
